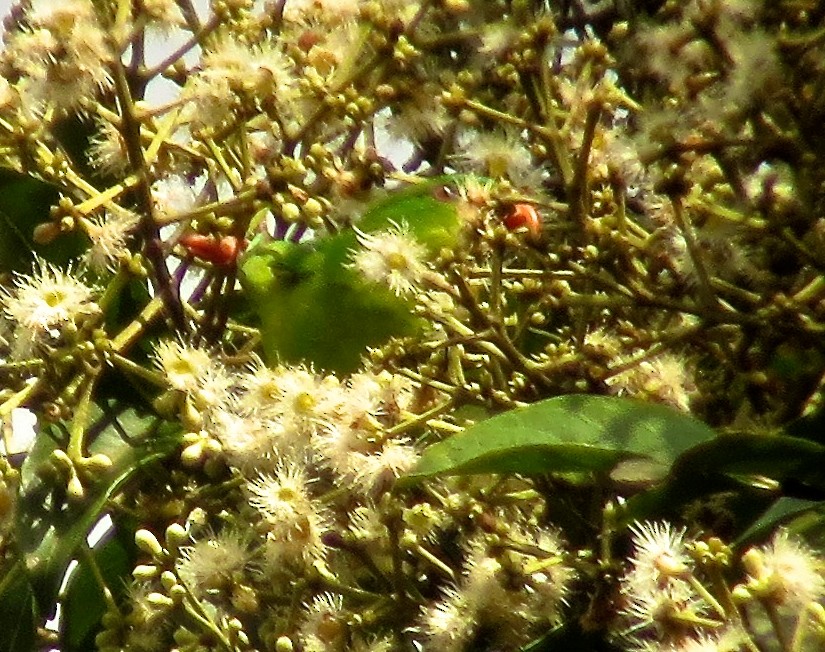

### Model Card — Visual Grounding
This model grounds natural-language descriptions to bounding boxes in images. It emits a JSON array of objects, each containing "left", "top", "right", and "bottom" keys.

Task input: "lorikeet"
[{"left": 238, "top": 177, "right": 469, "bottom": 373}]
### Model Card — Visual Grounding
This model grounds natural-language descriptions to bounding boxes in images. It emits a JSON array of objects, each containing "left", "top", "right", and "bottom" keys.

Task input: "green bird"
[{"left": 238, "top": 177, "right": 468, "bottom": 374}]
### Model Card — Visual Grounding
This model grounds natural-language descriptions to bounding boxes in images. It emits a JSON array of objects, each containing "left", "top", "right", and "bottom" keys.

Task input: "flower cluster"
[
  {"left": 0, "top": 259, "right": 100, "bottom": 360},
  {"left": 101, "top": 342, "right": 578, "bottom": 651},
  {"left": 616, "top": 521, "right": 825, "bottom": 652},
  {"left": 1, "top": 0, "right": 824, "bottom": 651}
]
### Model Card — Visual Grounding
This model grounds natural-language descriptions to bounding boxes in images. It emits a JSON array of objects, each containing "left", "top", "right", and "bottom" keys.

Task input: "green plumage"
[{"left": 238, "top": 177, "right": 465, "bottom": 373}]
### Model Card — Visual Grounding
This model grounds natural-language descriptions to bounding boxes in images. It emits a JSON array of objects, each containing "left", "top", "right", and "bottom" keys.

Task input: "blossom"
[
  {"left": 675, "top": 630, "right": 744, "bottom": 652},
  {"left": 584, "top": 328, "right": 624, "bottom": 361},
  {"left": 478, "top": 21, "right": 520, "bottom": 59},
  {"left": 742, "top": 529, "right": 825, "bottom": 610},
  {"left": 298, "top": 592, "right": 348, "bottom": 652},
  {"left": 309, "top": 372, "right": 421, "bottom": 492},
  {"left": 24, "top": 0, "right": 97, "bottom": 27},
  {"left": 122, "top": 581, "right": 171, "bottom": 646},
  {"left": 176, "top": 528, "right": 252, "bottom": 598},
  {"left": 207, "top": 410, "right": 277, "bottom": 471},
  {"left": 453, "top": 127, "right": 538, "bottom": 185},
  {"left": 237, "top": 363, "right": 341, "bottom": 442},
  {"left": 336, "top": 371, "right": 386, "bottom": 428},
  {"left": 282, "top": 0, "right": 360, "bottom": 23},
  {"left": 87, "top": 119, "right": 129, "bottom": 177},
  {"left": 311, "top": 421, "right": 368, "bottom": 473},
  {"left": 419, "top": 586, "right": 478, "bottom": 652},
  {"left": 348, "top": 440, "right": 421, "bottom": 494},
  {"left": 179, "top": 74, "right": 237, "bottom": 132},
  {"left": 1, "top": 259, "right": 99, "bottom": 359},
  {"left": 385, "top": 86, "right": 452, "bottom": 144},
  {"left": 619, "top": 579, "right": 705, "bottom": 637},
  {"left": 347, "top": 504, "right": 388, "bottom": 543},
  {"left": 505, "top": 524, "right": 575, "bottom": 624},
  {"left": 3, "top": 0, "right": 113, "bottom": 113},
  {"left": 151, "top": 175, "right": 199, "bottom": 221},
  {"left": 350, "top": 636, "right": 394, "bottom": 652},
  {"left": 462, "top": 542, "right": 509, "bottom": 611},
  {"left": 202, "top": 37, "right": 296, "bottom": 101},
  {"left": 245, "top": 462, "right": 328, "bottom": 555},
  {"left": 140, "top": 0, "right": 184, "bottom": 27},
  {"left": 605, "top": 353, "right": 695, "bottom": 412},
  {"left": 182, "top": 36, "right": 298, "bottom": 131},
  {"left": 265, "top": 365, "right": 338, "bottom": 433},
  {"left": 347, "top": 370, "right": 415, "bottom": 425},
  {"left": 617, "top": 521, "right": 716, "bottom": 645},
  {"left": 350, "top": 221, "right": 428, "bottom": 296},
  {"left": 82, "top": 210, "right": 140, "bottom": 271},
  {"left": 423, "top": 526, "right": 574, "bottom": 648},
  {"left": 294, "top": 19, "right": 366, "bottom": 91},
  {"left": 152, "top": 339, "right": 215, "bottom": 394},
  {"left": 626, "top": 521, "right": 692, "bottom": 588}
]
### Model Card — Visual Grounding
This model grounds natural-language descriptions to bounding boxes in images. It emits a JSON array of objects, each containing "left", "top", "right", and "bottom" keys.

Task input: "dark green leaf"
[
  {"left": 62, "top": 523, "right": 135, "bottom": 651},
  {"left": 0, "top": 560, "right": 37, "bottom": 652},
  {"left": 16, "top": 400, "right": 180, "bottom": 615},
  {"left": 618, "top": 472, "right": 770, "bottom": 529},
  {"left": 670, "top": 433, "right": 825, "bottom": 479},
  {"left": 402, "top": 395, "right": 718, "bottom": 484},
  {"left": 620, "top": 433, "right": 825, "bottom": 527},
  {"left": 735, "top": 497, "right": 825, "bottom": 547}
]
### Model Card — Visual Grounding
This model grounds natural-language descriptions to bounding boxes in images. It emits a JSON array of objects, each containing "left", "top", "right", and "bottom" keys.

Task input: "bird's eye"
[{"left": 431, "top": 183, "right": 456, "bottom": 202}]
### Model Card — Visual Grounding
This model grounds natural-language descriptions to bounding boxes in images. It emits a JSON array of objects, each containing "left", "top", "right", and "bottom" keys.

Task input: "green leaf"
[
  {"left": 0, "top": 560, "right": 37, "bottom": 652},
  {"left": 670, "top": 433, "right": 825, "bottom": 480},
  {"left": 618, "top": 472, "right": 770, "bottom": 529},
  {"left": 15, "top": 400, "right": 181, "bottom": 616},
  {"left": 735, "top": 497, "right": 825, "bottom": 547},
  {"left": 62, "top": 522, "right": 135, "bottom": 651},
  {"left": 620, "top": 433, "right": 825, "bottom": 526},
  {"left": 402, "top": 395, "right": 718, "bottom": 485}
]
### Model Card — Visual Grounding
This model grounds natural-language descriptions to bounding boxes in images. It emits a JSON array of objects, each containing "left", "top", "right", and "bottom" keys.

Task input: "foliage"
[{"left": 0, "top": 1, "right": 824, "bottom": 651}]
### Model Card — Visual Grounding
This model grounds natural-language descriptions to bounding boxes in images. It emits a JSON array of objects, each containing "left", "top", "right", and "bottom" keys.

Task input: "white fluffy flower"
[
  {"left": 152, "top": 339, "right": 216, "bottom": 394},
  {"left": 82, "top": 209, "right": 140, "bottom": 271},
  {"left": 349, "top": 221, "right": 428, "bottom": 296},
  {"left": 176, "top": 528, "right": 252, "bottom": 597},
  {"left": 245, "top": 462, "right": 328, "bottom": 549},
  {"left": 1, "top": 259, "right": 99, "bottom": 358}
]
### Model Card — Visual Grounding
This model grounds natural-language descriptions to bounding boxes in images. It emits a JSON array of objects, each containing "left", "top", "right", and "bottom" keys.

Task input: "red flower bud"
[
  {"left": 503, "top": 203, "right": 542, "bottom": 236},
  {"left": 180, "top": 234, "right": 246, "bottom": 267}
]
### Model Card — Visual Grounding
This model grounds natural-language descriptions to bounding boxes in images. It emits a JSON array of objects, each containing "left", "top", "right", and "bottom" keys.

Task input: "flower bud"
[
  {"left": 304, "top": 197, "right": 323, "bottom": 218},
  {"left": 282, "top": 203, "right": 301, "bottom": 222},
  {"left": 276, "top": 636, "right": 294, "bottom": 652},
  {"left": 132, "top": 564, "right": 159, "bottom": 580},
  {"left": 731, "top": 584, "right": 752, "bottom": 603},
  {"left": 146, "top": 592, "right": 174, "bottom": 608},
  {"left": 50, "top": 449, "right": 73, "bottom": 473},
  {"left": 160, "top": 570, "right": 178, "bottom": 591},
  {"left": 67, "top": 474, "right": 85, "bottom": 502},
  {"left": 101, "top": 611, "right": 121, "bottom": 628},
  {"left": 165, "top": 523, "right": 188, "bottom": 548},
  {"left": 33, "top": 221, "right": 61, "bottom": 244},
  {"left": 79, "top": 453, "right": 113, "bottom": 475},
  {"left": 169, "top": 584, "right": 187, "bottom": 602},
  {"left": 94, "top": 631, "right": 118, "bottom": 648},
  {"left": 135, "top": 529, "right": 164, "bottom": 558},
  {"left": 204, "top": 437, "right": 223, "bottom": 455},
  {"left": 181, "top": 441, "right": 205, "bottom": 467}
]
